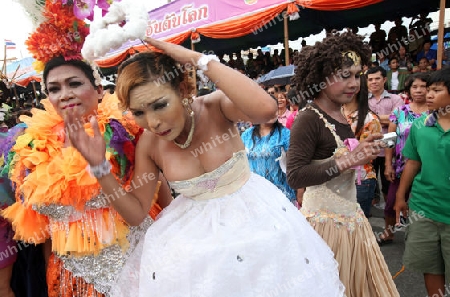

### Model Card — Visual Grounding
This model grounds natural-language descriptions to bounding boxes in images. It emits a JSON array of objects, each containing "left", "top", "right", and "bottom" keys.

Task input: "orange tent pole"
[
  {"left": 283, "top": 11, "right": 290, "bottom": 66},
  {"left": 437, "top": 0, "right": 446, "bottom": 70}
]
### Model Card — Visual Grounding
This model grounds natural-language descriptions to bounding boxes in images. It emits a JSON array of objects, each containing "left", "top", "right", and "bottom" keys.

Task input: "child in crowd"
[{"left": 395, "top": 67, "right": 450, "bottom": 297}]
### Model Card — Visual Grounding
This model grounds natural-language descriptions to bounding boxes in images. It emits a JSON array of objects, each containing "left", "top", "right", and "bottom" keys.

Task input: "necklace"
[{"left": 173, "top": 111, "right": 195, "bottom": 149}]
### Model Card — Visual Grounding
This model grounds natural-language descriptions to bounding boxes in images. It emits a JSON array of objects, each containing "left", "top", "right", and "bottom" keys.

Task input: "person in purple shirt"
[
  {"left": 366, "top": 66, "right": 404, "bottom": 213},
  {"left": 416, "top": 40, "right": 437, "bottom": 69}
]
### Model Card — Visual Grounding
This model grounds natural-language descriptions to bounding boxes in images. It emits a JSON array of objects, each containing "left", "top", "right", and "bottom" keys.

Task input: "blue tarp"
[{"left": 431, "top": 33, "right": 450, "bottom": 50}]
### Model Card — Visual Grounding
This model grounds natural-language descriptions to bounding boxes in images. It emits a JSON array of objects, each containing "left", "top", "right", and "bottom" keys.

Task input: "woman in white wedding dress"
[{"left": 66, "top": 37, "right": 345, "bottom": 297}]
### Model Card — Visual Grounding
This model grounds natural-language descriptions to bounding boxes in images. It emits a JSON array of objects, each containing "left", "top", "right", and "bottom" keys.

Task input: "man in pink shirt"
[{"left": 367, "top": 66, "right": 404, "bottom": 210}]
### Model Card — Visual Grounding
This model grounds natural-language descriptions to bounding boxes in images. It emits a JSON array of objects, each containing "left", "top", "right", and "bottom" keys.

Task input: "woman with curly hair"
[{"left": 287, "top": 31, "right": 400, "bottom": 297}]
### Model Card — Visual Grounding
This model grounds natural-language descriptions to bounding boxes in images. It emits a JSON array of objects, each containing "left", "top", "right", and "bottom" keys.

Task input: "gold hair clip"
[{"left": 341, "top": 51, "right": 361, "bottom": 66}]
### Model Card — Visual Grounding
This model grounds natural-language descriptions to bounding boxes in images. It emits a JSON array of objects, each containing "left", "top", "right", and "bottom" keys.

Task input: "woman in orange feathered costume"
[{"left": 1, "top": 56, "right": 172, "bottom": 297}]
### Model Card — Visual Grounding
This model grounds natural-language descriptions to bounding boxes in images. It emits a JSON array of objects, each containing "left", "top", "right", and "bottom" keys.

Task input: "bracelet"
[
  {"left": 196, "top": 54, "right": 220, "bottom": 72},
  {"left": 87, "top": 159, "right": 112, "bottom": 179}
]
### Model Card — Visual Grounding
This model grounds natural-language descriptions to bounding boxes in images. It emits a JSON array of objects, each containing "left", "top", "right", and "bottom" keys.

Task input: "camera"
[{"left": 378, "top": 132, "right": 397, "bottom": 148}]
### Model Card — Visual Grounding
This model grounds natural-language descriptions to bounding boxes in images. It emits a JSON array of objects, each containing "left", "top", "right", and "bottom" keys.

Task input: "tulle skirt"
[{"left": 111, "top": 173, "right": 345, "bottom": 297}]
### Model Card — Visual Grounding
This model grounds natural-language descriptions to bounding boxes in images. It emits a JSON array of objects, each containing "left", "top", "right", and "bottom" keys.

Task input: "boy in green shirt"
[{"left": 395, "top": 67, "right": 450, "bottom": 297}]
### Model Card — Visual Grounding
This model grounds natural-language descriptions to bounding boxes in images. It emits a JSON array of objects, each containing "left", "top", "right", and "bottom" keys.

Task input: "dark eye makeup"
[{"left": 153, "top": 102, "right": 168, "bottom": 110}]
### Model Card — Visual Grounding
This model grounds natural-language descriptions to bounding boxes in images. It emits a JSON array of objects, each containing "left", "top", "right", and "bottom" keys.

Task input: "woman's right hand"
[
  {"left": 64, "top": 110, "right": 106, "bottom": 166},
  {"left": 338, "top": 133, "right": 383, "bottom": 170},
  {"left": 348, "top": 133, "right": 383, "bottom": 163}
]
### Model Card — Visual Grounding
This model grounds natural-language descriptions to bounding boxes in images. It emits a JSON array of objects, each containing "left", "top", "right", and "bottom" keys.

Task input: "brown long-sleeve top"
[{"left": 287, "top": 104, "right": 355, "bottom": 189}]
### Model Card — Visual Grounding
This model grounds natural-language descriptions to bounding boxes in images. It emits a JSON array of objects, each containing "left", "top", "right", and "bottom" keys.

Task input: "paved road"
[{"left": 369, "top": 206, "right": 428, "bottom": 297}]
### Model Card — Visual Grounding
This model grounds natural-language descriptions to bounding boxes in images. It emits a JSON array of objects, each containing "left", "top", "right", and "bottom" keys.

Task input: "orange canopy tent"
[
  {"left": 95, "top": 0, "right": 381, "bottom": 68},
  {"left": 6, "top": 57, "right": 41, "bottom": 88}
]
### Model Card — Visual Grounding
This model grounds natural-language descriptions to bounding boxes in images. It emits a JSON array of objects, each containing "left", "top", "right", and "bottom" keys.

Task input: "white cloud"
[{"left": 0, "top": 0, "right": 33, "bottom": 60}]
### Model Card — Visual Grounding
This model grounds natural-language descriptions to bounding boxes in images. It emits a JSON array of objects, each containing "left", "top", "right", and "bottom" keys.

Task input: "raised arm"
[
  {"left": 66, "top": 114, "right": 161, "bottom": 226},
  {"left": 203, "top": 59, "right": 276, "bottom": 124},
  {"left": 144, "top": 37, "right": 276, "bottom": 124}
]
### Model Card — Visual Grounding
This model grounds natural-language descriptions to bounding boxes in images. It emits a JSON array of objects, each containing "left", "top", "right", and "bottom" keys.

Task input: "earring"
[{"left": 182, "top": 98, "right": 194, "bottom": 116}]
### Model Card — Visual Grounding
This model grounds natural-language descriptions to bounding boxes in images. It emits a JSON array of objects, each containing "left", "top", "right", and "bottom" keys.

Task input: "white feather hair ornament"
[
  {"left": 13, "top": 0, "right": 46, "bottom": 29},
  {"left": 82, "top": 0, "right": 148, "bottom": 62}
]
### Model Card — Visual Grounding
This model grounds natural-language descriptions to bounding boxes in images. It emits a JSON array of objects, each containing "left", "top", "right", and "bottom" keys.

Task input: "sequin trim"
[
  {"left": 59, "top": 216, "right": 153, "bottom": 294},
  {"left": 32, "top": 192, "right": 110, "bottom": 221},
  {"left": 33, "top": 204, "right": 77, "bottom": 221},
  {"left": 302, "top": 208, "right": 365, "bottom": 232}
]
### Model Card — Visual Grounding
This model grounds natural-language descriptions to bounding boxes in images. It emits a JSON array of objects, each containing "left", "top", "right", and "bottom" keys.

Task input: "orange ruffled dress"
[{"left": 1, "top": 94, "right": 162, "bottom": 297}]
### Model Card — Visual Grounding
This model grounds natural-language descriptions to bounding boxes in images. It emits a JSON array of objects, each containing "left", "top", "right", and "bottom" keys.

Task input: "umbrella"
[
  {"left": 258, "top": 65, "right": 296, "bottom": 86},
  {"left": 431, "top": 33, "right": 450, "bottom": 50}
]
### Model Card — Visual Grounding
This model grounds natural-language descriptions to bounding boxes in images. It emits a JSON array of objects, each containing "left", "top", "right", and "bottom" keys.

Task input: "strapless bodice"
[
  {"left": 169, "top": 150, "right": 251, "bottom": 200},
  {"left": 302, "top": 158, "right": 358, "bottom": 216},
  {"left": 300, "top": 158, "right": 364, "bottom": 231}
]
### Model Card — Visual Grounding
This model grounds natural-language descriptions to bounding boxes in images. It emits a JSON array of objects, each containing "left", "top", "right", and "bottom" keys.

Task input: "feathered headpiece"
[
  {"left": 23, "top": 0, "right": 119, "bottom": 73},
  {"left": 25, "top": 1, "right": 89, "bottom": 72},
  {"left": 13, "top": 0, "right": 46, "bottom": 30}
]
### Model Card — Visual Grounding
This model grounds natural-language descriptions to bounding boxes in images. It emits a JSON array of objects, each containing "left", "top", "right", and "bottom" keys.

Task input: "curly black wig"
[{"left": 292, "top": 31, "right": 371, "bottom": 101}]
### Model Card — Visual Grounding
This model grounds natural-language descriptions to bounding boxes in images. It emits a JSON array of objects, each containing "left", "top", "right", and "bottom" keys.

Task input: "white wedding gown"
[{"left": 111, "top": 150, "right": 345, "bottom": 297}]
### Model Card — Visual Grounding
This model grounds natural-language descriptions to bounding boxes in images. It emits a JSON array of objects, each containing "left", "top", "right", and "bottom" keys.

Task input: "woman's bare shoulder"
[{"left": 136, "top": 130, "right": 158, "bottom": 156}]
